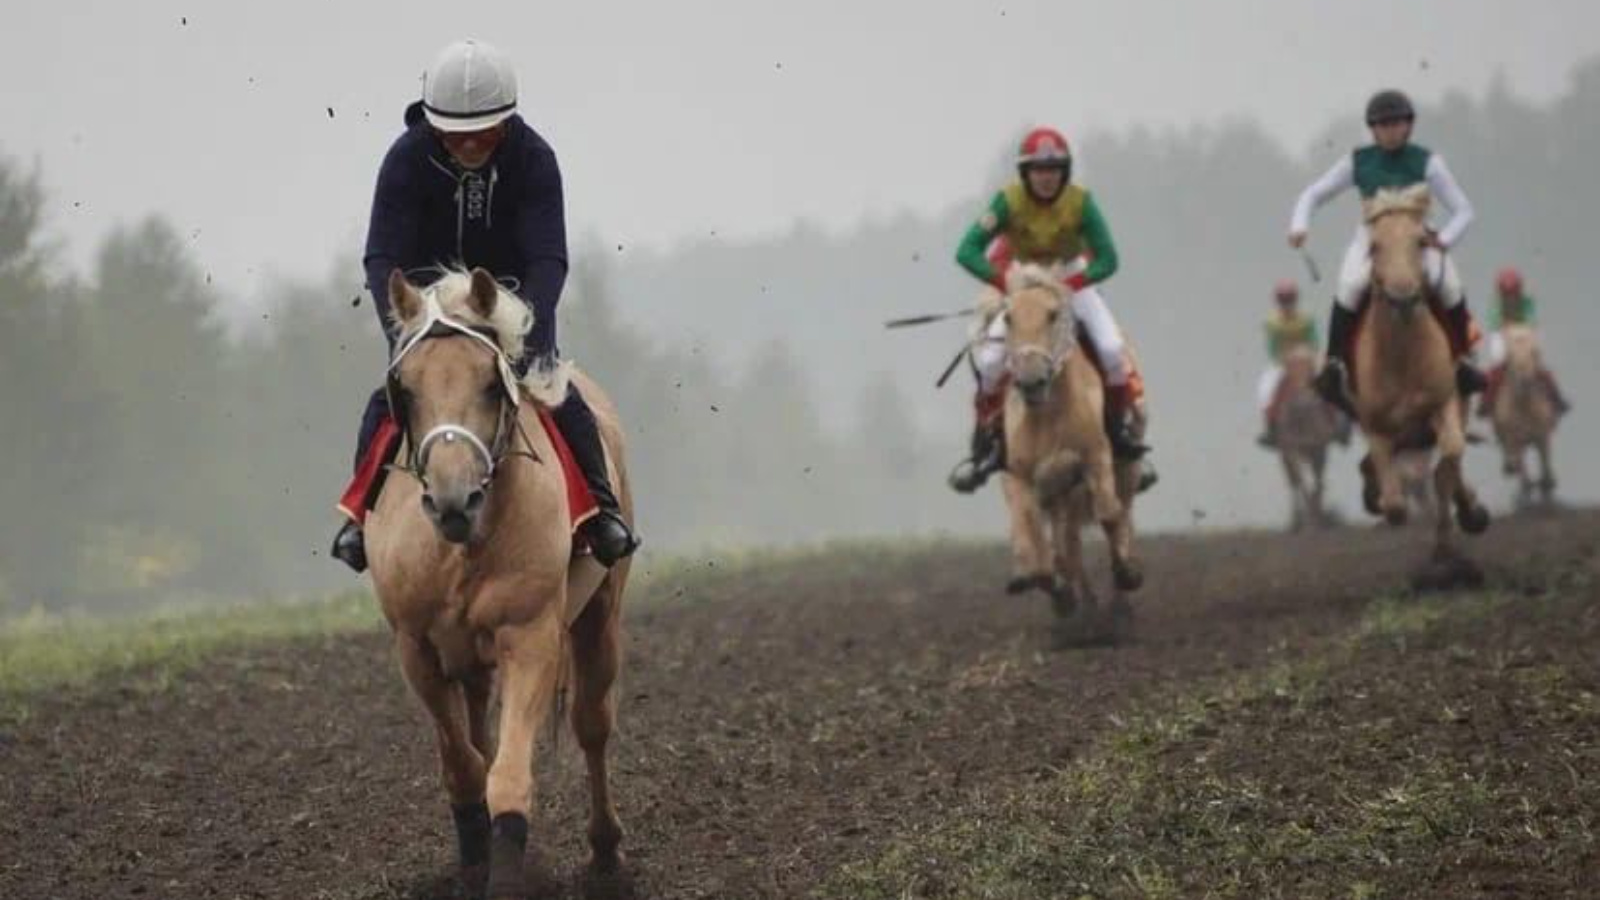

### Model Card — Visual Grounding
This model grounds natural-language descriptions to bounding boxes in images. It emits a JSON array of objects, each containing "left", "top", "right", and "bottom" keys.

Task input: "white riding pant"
[
  {"left": 973, "top": 284, "right": 1130, "bottom": 395},
  {"left": 1484, "top": 330, "right": 1509, "bottom": 368},
  {"left": 1256, "top": 365, "right": 1284, "bottom": 414},
  {"left": 1335, "top": 225, "right": 1464, "bottom": 312}
]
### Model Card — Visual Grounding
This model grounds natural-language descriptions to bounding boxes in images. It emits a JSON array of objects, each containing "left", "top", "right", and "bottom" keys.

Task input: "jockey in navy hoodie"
[{"left": 332, "top": 38, "right": 639, "bottom": 571}]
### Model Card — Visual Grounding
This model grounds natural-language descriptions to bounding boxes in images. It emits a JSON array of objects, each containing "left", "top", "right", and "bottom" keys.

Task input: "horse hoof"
[
  {"left": 1383, "top": 505, "right": 1408, "bottom": 527},
  {"left": 1113, "top": 559, "right": 1144, "bottom": 592},
  {"left": 1049, "top": 580, "right": 1079, "bottom": 619},
  {"left": 1457, "top": 503, "right": 1491, "bottom": 535},
  {"left": 1005, "top": 576, "right": 1032, "bottom": 595}
]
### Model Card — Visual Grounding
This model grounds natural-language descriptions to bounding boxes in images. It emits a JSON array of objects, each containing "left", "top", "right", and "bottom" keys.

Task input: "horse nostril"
[{"left": 464, "top": 489, "right": 486, "bottom": 513}]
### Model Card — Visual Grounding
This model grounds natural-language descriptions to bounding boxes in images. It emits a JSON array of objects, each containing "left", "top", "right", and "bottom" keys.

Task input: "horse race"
[{"left": 3, "top": 5, "right": 1596, "bottom": 899}]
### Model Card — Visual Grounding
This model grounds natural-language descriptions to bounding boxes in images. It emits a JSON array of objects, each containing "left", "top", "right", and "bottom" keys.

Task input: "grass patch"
[
  {"left": 0, "top": 591, "right": 380, "bottom": 720},
  {"left": 824, "top": 569, "right": 1600, "bottom": 900}
]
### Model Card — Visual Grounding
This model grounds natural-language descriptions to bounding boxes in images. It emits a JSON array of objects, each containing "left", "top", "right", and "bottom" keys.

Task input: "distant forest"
[{"left": 3, "top": 61, "right": 1596, "bottom": 612}]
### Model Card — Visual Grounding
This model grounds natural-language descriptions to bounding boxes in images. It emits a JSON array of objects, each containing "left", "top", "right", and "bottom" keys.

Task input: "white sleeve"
[
  {"left": 1289, "top": 155, "right": 1355, "bottom": 236},
  {"left": 1426, "top": 155, "right": 1474, "bottom": 249}
]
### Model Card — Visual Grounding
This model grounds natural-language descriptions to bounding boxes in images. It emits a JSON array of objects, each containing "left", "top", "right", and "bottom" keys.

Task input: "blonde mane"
[
  {"left": 1363, "top": 184, "right": 1431, "bottom": 225},
  {"left": 1004, "top": 262, "right": 1069, "bottom": 297},
  {"left": 391, "top": 268, "right": 571, "bottom": 406}
]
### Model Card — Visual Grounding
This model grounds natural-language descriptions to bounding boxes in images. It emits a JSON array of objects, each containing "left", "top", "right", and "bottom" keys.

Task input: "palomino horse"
[
  {"left": 1272, "top": 344, "right": 1343, "bottom": 530},
  {"left": 997, "top": 265, "right": 1142, "bottom": 631},
  {"left": 1489, "top": 324, "right": 1559, "bottom": 506},
  {"left": 1351, "top": 185, "right": 1490, "bottom": 568},
  {"left": 366, "top": 268, "right": 632, "bottom": 898}
]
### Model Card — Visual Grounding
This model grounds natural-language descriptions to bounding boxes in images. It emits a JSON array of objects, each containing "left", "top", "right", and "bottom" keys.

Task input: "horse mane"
[
  {"left": 1004, "top": 262, "right": 1068, "bottom": 297},
  {"left": 1363, "top": 184, "right": 1431, "bottom": 224},
  {"left": 392, "top": 268, "right": 533, "bottom": 363}
]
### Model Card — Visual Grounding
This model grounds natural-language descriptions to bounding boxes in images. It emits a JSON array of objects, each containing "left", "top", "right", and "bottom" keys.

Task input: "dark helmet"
[{"left": 1365, "top": 89, "right": 1416, "bottom": 126}]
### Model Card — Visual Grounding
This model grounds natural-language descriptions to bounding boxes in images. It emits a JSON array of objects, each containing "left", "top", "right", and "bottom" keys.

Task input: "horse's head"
[
  {"left": 1002, "top": 264, "right": 1076, "bottom": 406},
  {"left": 1282, "top": 343, "right": 1318, "bottom": 387},
  {"left": 1502, "top": 323, "right": 1543, "bottom": 382},
  {"left": 1363, "top": 185, "right": 1432, "bottom": 318},
  {"left": 386, "top": 267, "right": 530, "bottom": 544}
]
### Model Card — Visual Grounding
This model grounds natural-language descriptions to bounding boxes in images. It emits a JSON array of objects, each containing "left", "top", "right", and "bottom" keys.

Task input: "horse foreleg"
[
  {"left": 1279, "top": 452, "right": 1305, "bottom": 530},
  {"left": 485, "top": 609, "right": 565, "bottom": 900},
  {"left": 1088, "top": 452, "right": 1141, "bottom": 592},
  {"left": 1050, "top": 503, "right": 1085, "bottom": 617},
  {"left": 568, "top": 582, "right": 626, "bottom": 874},
  {"left": 1537, "top": 435, "right": 1557, "bottom": 500},
  {"left": 1001, "top": 472, "right": 1050, "bottom": 591},
  {"left": 395, "top": 633, "right": 491, "bottom": 882},
  {"left": 1435, "top": 402, "right": 1489, "bottom": 541},
  {"left": 1366, "top": 436, "right": 1406, "bottom": 525}
]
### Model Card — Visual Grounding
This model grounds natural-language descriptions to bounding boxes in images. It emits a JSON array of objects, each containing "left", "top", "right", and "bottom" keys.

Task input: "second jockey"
[
  {"left": 1480, "top": 266, "right": 1572, "bottom": 418},
  {"left": 1255, "top": 278, "right": 1319, "bottom": 448},
  {"left": 330, "top": 39, "right": 639, "bottom": 572},
  {"left": 947, "top": 126, "right": 1152, "bottom": 493},
  {"left": 1289, "top": 89, "right": 1487, "bottom": 413}
]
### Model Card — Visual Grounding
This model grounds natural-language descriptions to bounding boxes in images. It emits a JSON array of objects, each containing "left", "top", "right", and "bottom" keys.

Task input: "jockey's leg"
[
  {"left": 1540, "top": 368, "right": 1572, "bottom": 415},
  {"left": 1315, "top": 234, "right": 1367, "bottom": 414},
  {"left": 1427, "top": 249, "right": 1487, "bottom": 396},
  {"left": 949, "top": 314, "right": 1010, "bottom": 493},
  {"left": 1071, "top": 285, "right": 1148, "bottom": 461},
  {"left": 551, "top": 383, "right": 640, "bottom": 566},
  {"left": 1256, "top": 365, "right": 1285, "bottom": 448},
  {"left": 332, "top": 388, "right": 397, "bottom": 572}
]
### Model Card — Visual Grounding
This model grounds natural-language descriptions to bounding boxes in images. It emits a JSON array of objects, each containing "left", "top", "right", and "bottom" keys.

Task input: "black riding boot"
[
  {"left": 552, "top": 384, "right": 640, "bottom": 566},
  {"left": 1314, "top": 304, "right": 1358, "bottom": 416},
  {"left": 1443, "top": 304, "right": 1487, "bottom": 396},
  {"left": 1103, "top": 383, "right": 1149, "bottom": 461},
  {"left": 331, "top": 388, "right": 391, "bottom": 573}
]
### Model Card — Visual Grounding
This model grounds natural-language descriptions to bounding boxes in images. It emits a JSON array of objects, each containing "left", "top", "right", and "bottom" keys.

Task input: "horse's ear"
[
  {"left": 468, "top": 267, "right": 499, "bottom": 319},
  {"left": 388, "top": 269, "right": 423, "bottom": 324}
]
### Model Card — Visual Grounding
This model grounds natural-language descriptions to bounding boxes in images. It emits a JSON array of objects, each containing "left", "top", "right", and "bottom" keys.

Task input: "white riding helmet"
[{"left": 421, "top": 39, "right": 518, "bottom": 132}]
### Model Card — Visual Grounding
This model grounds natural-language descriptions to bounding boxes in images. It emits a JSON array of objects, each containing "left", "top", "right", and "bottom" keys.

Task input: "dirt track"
[{"left": 1, "top": 509, "right": 1595, "bottom": 899}]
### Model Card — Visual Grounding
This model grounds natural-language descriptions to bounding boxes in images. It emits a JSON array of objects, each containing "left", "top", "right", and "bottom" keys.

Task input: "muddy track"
[{"left": 1, "top": 510, "right": 1594, "bottom": 899}]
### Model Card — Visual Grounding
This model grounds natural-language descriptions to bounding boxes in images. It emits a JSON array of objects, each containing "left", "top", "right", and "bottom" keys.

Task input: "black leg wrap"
[
  {"left": 486, "top": 813, "right": 529, "bottom": 898},
  {"left": 452, "top": 800, "right": 492, "bottom": 870}
]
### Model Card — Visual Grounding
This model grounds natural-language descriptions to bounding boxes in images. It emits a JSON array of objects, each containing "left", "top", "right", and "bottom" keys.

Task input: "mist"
[{"left": 2, "top": 3, "right": 1597, "bottom": 613}]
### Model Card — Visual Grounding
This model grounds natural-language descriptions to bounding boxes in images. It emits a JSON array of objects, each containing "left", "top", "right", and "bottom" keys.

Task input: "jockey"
[
  {"left": 331, "top": 39, "right": 639, "bottom": 572},
  {"left": 1479, "top": 266, "right": 1571, "bottom": 417},
  {"left": 1288, "top": 89, "right": 1487, "bottom": 413},
  {"left": 1255, "top": 279, "right": 1319, "bottom": 447},
  {"left": 947, "top": 126, "right": 1151, "bottom": 493}
]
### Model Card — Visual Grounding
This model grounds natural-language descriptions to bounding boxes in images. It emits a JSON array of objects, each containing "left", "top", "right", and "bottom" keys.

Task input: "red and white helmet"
[
  {"left": 1017, "top": 127, "right": 1072, "bottom": 168},
  {"left": 1273, "top": 279, "right": 1299, "bottom": 303},
  {"left": 1495, "top": 266, "right": 1523, "bottom": 296}
]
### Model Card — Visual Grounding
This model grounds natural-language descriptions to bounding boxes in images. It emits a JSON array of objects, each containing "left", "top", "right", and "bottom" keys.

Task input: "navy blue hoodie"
[{"left": 362, "top": 102, "right": 568, "bottom": 357}]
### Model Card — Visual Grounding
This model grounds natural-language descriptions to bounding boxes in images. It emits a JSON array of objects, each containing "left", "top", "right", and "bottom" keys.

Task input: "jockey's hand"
[
  {"left": 1422, "top": 230, "right": 1446, "bottom": 250},
  {"left": 1287, "top": 231, "right": 1308, "bottom": 250},
  {"left": 513, "top": 351, "right": 553, "bottom": 380},
  {"left": 1061, "top": 272, "right": 1088, "bottom": 293}
]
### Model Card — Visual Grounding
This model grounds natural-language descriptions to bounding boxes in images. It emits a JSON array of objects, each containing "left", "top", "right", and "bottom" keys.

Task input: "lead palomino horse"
[
  {"left": 365, "top": 268, "right": 632, "bottom": 899},
  {"left": 1271, "top": 343, "right": 1344, "bottom": 530},
  {"left": 1488, "top": 323, "right": 1560, "bottom": 507},
  {"left": 1350, "top": 185, "right": 1490, "bottom": 570},
  {"left": 996, "top": 264, "right": 1142, "bottom": 636}
]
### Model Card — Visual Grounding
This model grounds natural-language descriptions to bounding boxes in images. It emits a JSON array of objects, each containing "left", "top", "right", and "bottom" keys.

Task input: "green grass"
[
  {"left": 0, "top": 535, "right": 997, "bottom": 719},
  {"left": 0, "top": 591, "right": 381, "bottom": 720},
  {"left": 822, "top": 571, "right": 1599, "bottom": 900}
]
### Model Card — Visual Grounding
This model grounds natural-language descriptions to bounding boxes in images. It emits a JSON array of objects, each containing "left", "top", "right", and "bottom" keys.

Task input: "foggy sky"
[{"left": 4, "top": 1, "right": 1597, "bottom": 301}]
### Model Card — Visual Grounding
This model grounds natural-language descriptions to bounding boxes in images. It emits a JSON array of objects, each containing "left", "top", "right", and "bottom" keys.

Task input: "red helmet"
[
  {"left": 1273, "top": 279, "right": 1299, "bottom": 303},
  {"left": 1495, "top": 266, "right": 1523, "bottom": 296},
  {"left": 1017, "top": 127, "right": 1072, "bottom": 168}
]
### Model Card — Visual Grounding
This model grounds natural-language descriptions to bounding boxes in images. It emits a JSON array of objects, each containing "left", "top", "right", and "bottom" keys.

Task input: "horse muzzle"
[{"left": 421, "top": 486, "right": 486, "bottom": 545}]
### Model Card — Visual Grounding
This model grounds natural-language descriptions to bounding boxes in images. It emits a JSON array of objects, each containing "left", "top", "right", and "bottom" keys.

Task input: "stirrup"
[
  {"left": 1136, "top": 460, "right": 1159, "bottom": 494},
  {"left": 948, "top": 454, "right": 1000, "bottom": 494},
  {"left": 583, "top": 510, "right": 639, "bottom": 567}
]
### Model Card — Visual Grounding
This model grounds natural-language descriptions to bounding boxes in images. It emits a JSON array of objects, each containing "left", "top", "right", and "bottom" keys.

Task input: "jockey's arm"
[
  {"left": 514, "top": 146, "right": 570, "bottom": 361},
  {"left": 955, "top": 191, "right": 1010, "bottom": 287},
  {"left": 1288, "top": 155, "right": 1355, "bottom": 237},
  {"left": 1078, "top": 193, "right": 1118, "bottom": 285},
  {"left": 1425, "top": 155, "right": 1474, "bottom": 250},
  {"left": 1265, "top": 322, "right": 1281, "bottom": 361},
  {"left": 362, "top": 145, "right": 423, "bottom": 351}
]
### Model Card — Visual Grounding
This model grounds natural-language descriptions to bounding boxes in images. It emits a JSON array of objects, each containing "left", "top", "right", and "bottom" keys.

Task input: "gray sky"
[{"left": 4, "top": 0, "right": 1597, "bottom": 301}]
